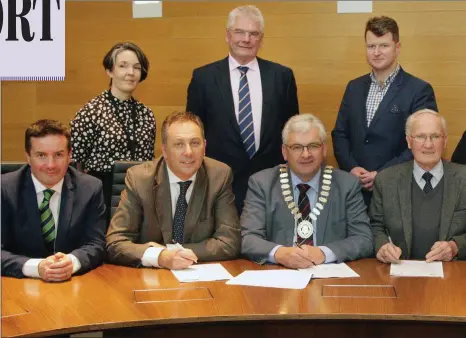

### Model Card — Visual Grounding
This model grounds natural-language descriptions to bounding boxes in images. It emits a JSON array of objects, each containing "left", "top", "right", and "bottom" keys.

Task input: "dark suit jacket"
[
  {"left": 451, "top": 131, "right": 466, "bottom": 165},
  {"left": 106, "top": 157, "right": 241, "bottom": 267},
  {"left": 186, "top": 57, "right": 299, "bottom": 213},
  {"left": 332, "top": 68, "right": 437, "bottom": 173},
  {"left": 370, "top": 160, "right": 466, "bottom": 260},
  {"left": 241, "top": 166, "right": 374, "bottom": 264},
  {"left": 1, "top": 166, "right": 106, "bottom": 278}
]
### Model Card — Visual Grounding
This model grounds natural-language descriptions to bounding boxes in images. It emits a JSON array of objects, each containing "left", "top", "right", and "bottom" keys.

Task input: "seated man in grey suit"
[
  {"left": 106, "top": 112, "right": 241, "bottom": 270},
  {"left": 371, "top": 109, "right": 466, "bottom": 263},
  {"left": 241, "top": 114, "right": 374, "bottom": 268},
  {"left": 1, "top": 120, "right": 106, "bottom": 281}
]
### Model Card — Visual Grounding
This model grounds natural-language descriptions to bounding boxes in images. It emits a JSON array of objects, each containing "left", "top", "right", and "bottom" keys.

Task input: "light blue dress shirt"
[
  {"left": 268, "top": 168, "right": 337, "bottom": 264},
  {"left": 412, "top": 160, "right": 444, "bottom": 190}
]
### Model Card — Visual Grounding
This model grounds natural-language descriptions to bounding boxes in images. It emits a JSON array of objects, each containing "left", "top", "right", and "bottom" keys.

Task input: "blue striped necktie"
[
  {"left": 237, "top": 66, "right": 256, "bottom": 158},
  {"left": 40, "top": 189, "right": 56, "bottom": 251}
]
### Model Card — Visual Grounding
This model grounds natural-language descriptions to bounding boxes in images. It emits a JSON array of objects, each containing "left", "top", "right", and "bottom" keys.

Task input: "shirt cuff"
[
  {"left": 319, "top": 246, "right": 337, "bottom": 264},
  {"left": 268, "top": 245, "right": 282, "bottom": 264},
  {"left": 22, "top": 259, "right": 43, "bottom": 278},
  {"left": 141, "top": 247, "right": 165, "bottom": 268},
  {"left": 68, "top": 254, "right": 81, "bottom": 274}
]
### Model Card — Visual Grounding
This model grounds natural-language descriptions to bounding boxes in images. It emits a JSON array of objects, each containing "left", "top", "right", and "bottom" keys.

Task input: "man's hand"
[
  {"left": 275, "top": 246, "right": 316, "bottom": 269},
  {"left": 426, "top": 241, "right": 458, "bottom": 262},
  {"left": 376, "top": 242, "right": 402, "bottom": 263},
  {"left": 360, "top": 171, "right": 377, "bottom": 191},
  {"left": 158, "top": 248, "right": 198, "bottom": 270},
  {"left": 302, "top": 245, "right": 326, "bottom": 265},
  {"left": 38, "top": 252, "right": 73, "bottom": 282},
  {"left": 350, "top": 166, "right": 368, "bottom": 179}
]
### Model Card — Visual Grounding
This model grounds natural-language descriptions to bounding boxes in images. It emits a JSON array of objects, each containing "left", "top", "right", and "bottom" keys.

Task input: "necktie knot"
[
  {"left": 238, "top": 66, "right": 249, "bottom": 75},
  {"left": 178, "top": 181, "right": 192, "bottom": 195},
  {"left": 422, "top": 172, "right": 433, "bottom": 183},
  {"left": 297, "top": 183, "right": 310, "bottom": 194},
  {"left": 43, "top": 189, "right": 55, "bottom": 202}
]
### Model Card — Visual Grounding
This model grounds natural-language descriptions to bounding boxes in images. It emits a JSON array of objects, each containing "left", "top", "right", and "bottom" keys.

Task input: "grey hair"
[
  {"left": 282, "top": 114, "right": 327, "bottom": 144},
  {"left": 226, "top": 5, "right": 264, "bottom": 32},
  {"left": 405, "top": 109, "right": 447, "bottom": 136}
]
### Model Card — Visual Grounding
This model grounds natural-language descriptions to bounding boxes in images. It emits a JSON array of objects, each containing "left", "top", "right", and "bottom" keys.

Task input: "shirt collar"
[
  {"left": 413, "top": 160, "right": 444, "bottom": 184},
  {"left": 228, "top": 54, "right": 259, "bottom": 72},
  {"left": 31, "top": 173, "right": 64, "bottom": 196},
  {"left": 289, "top": 168, "right": 322, "bottom": 193},
  {"left": 166, "top": 165, "right": 197, "bottom": 185},
  {"left": 370, "top": 63, "right": 400, "bottom": 88}
]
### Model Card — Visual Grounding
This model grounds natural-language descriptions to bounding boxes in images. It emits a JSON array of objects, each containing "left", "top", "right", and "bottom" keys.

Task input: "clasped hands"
[
  {"left": 376, "top": 241, "right": 458, "bottom": 263},
  {"left": 274, "top": 245, "right": 325, "bottom": 269},
  {"left": 38, "top": 252, "right": 73, "bottom": 282},
  {"left": 350, "top": 166, "right": 377, "bottom": 191}
]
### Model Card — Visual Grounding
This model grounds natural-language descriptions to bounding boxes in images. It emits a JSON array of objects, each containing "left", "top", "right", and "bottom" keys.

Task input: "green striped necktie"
[{"left": 40, "top": 189, "right": 56, "bottom": 251}]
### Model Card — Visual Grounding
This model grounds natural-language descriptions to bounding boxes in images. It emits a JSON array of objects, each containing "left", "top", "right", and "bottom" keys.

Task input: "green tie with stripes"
[{"left": 40, "top": 189, "right": 56, "bottom": 250}]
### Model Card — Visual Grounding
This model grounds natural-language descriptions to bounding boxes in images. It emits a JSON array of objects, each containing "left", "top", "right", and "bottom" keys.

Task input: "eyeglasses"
[
  {"left": 229, "top": 29, "right": 262, "bottom": 40},
  {"left": 285, "top": 143, "right": 323, "bottom": 154},
  {"left": 410, "top": 134, "right": 444, "bottom": 144}
]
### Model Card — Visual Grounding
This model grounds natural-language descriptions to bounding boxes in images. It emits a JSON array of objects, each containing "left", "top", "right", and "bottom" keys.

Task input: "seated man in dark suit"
[
  {"left": 371, "top": 109, "right": 466, "bottom": 262},
  {"left": 332, "top": 16, "right": 437, "bottom": 206},
  {"left": 106, "top": 112, "right": 240, "bottom": 270},
  {"left": 1, "top": 120, "right": 106, "bottom": 281},
  {"left": 241, "top": 114, "right": 374, "bottom": 268},
  {"left": 451, "top": 131, "right": 466, "bottom": 165}
]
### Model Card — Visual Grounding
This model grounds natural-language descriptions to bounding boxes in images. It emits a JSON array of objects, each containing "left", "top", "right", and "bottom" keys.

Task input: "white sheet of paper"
[
  {"left": 390, "top": 260, "right": 444, "bottom": 277},
  {"left": 299, "top": 263, "right": 360, "bottom": 278},
  {"left": 337, "top": 1, "right": 373, "bottom": 14},
  {"left": 171, "top": 263, "right": 233, "bottom": 283},
  {"left": 226, "top": 269, "right": 313, "bottom": 289}
]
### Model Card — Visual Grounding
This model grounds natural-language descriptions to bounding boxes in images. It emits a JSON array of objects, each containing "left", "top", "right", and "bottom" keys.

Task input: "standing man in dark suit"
[
  {"left": 371, "top": 110, "right": 466, "bottom": 262},
  {"left": 1, "top": 120, "right": 106, "bottom": 281},
  {"left": 451, "top": 131, "right": 466, "bottom": 165},
  {"left": 332, "top": 16, "right": 437, "bottom": 206},
  {"left": 186, "top": 5, "right": 299, "bottom": 214}
]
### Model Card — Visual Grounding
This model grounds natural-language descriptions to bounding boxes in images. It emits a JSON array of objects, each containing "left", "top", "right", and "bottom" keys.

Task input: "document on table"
[
  {"left": 299, "top": 263, "right": 360, "bottom": 278},
  {"left": 171, "top": 263, "right": 233, "bottom": 283},
  {"left": 390, "top": 260, "right": 444, "bottom": 277},
  {"left": 226, "top": 269, "right": 313, "bottom": 289}
]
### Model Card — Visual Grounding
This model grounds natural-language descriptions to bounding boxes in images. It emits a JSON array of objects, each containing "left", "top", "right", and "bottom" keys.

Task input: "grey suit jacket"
[
  {"left": 240, "top": 165, "right": 374, "bottom": 264},
  {"left": 370, "top": 160, "right": 466, "bottom": 260},
  {"left": 106, "top": 157, "right": 241, "bottom": 267}
]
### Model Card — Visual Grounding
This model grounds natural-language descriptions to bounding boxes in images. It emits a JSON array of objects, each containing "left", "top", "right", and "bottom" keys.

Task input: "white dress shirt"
[
  {"left": 413, "top": 160, "right": 444, "bottom": 190},
  {"left": 22, "top": 174, "right": 81, "bottom": 278},
  {"left": 229, "top": 54, "right": 263, "bottom": 152},
  {"left": 141, "top": 167, "right": 197, "bottom": 268}
]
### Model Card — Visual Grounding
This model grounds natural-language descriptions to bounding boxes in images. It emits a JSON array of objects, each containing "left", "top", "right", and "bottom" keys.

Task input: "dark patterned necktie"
[
  {"left": 422, "top": 171, "right": 433, "bottom": 193},
  {"left": 237, "top": 66, "right": 256, "bottom": 158},
  {"left": 40, "top": 189, "right": 56, "bottom": 252},
  {"left": 172, "top": 181, "right": 192, "bottom": 243},
  {"left": 297, "top": 183, "right": 313, "bottom": 245}
]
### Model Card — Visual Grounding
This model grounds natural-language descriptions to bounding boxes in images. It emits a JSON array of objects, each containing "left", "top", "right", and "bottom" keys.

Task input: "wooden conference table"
[{"left": 2, "top": 259, "right": 466, "bottom": 338}]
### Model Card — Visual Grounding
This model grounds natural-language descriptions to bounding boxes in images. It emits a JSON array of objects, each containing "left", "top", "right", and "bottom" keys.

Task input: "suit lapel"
[
  {"left": 369, "top": 69, "right": 404, "bottom": 129},
  {"left": 55, "top": 171, "right": 74, "bottom": 251},
  {"left": 439, "top": 161, "right": 457, "bottom": 240},
  {"left": 153, "top": 160, "right": 173, "bottom": 244},
  {"left": 215, "top": 58, "right": 242, "bottom": 142},
  {"left": 398, "top": 162, "right": 414, "bottom": 257},
  {"left": 183, "top": 163, "right": 207, "bottom": 243},
  {"left": 23, "top": 170, "right": 47, "bottom": 252},
  {"left": 361, "top": 75, "right": 371, "bottom": 131},
  {"left": 258, "top": 58, "right": 275, "bottom": 152}
]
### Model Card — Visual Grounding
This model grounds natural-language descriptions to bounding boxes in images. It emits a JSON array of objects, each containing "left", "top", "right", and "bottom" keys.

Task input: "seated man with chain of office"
[
  {"left": 106, "top": 112, "right": 240, "bottom": 270},
  {"left": 1, "top": 120, "right": 106, "bottom": 281},
  {"left": 241, "top": 114, "right": 374, "bottom": 268},
  {"left": 371, "top": 109, "right": 466, "bottom": 263}
]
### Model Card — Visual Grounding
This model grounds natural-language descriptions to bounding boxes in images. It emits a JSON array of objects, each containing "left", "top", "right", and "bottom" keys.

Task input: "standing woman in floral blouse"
[{"left": 70, "top": 42, "right": 156, "bottom": 222}]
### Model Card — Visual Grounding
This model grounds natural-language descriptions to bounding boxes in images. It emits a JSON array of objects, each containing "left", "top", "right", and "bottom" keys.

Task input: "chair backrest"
[
  {"left": 1, "top": 162, "right": 26, "bottom": 175},
  {"left": 111, "top": 161, "right": 142, "bottom": 218}
]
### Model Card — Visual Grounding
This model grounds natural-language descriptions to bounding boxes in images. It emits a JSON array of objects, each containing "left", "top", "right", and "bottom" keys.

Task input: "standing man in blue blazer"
[
  {"left": 1, "top": 120, "right": 106, "bottom": 281},
  {"left": 332, "top": 16, "right": 437, "bottom": 206},
  {"left": 187, "top": 5, "right": 299, "bottom": 214}
]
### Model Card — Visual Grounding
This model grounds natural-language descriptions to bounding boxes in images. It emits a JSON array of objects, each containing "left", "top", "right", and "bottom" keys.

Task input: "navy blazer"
[
  {"left": 186, "top": 57, "right": 299, "bottom": 213},
  {"left": 332, "top": 68, "right": 437, "bottom": 173},
  {"left": 1, "top": 166, "right": 106, "bottom": 278},
  {"left": 452, "top": 131, "right": 466, "bottom": 165}
]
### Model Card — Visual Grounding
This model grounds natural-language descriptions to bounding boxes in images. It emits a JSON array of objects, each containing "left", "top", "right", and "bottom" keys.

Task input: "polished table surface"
[{"left": 2, "top": 258, "right": 466, "bottom": 337}]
